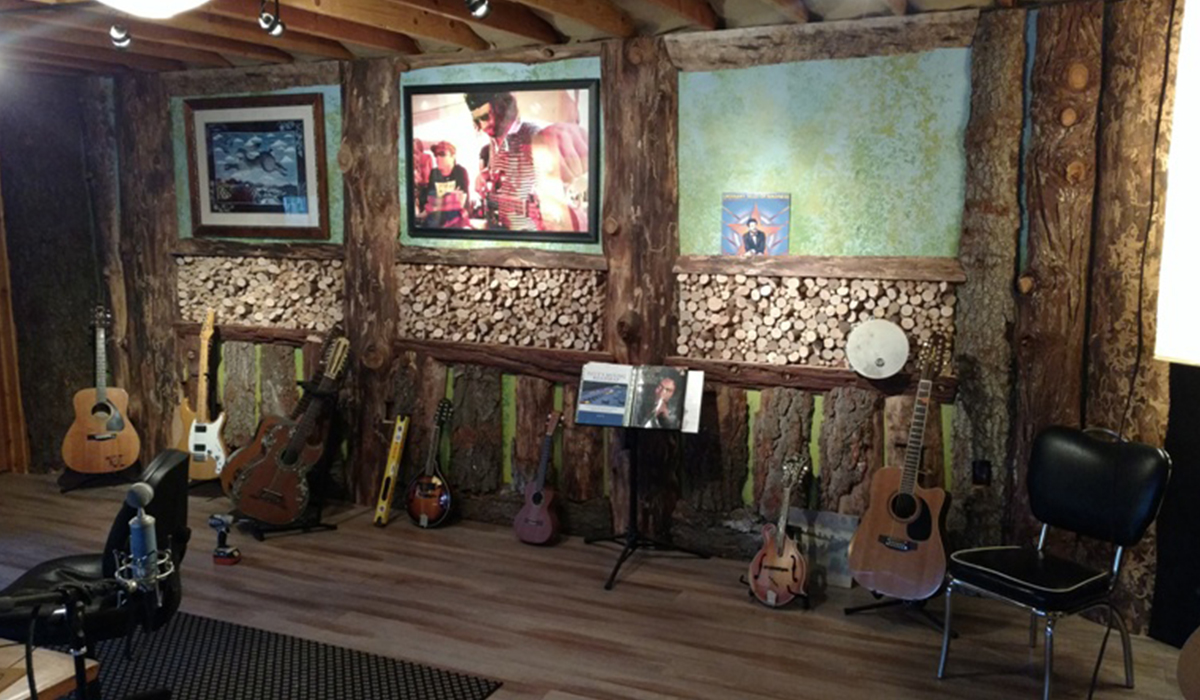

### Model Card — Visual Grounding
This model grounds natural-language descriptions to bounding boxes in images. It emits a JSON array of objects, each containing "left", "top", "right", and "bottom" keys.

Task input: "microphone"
[{"left": 126, "top": 483, "right": 159, "bottom": 593}]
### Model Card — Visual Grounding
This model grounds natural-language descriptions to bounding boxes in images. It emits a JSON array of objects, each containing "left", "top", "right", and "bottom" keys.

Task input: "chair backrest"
[
  {"left": 101, "top": 449, "right": 191, "bottom": 578},
  {"left": 1029, "top": 426, "right": 1171, "bottom": 547}
]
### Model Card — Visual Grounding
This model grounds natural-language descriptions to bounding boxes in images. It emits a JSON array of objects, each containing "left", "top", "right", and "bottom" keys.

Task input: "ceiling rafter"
[
  {"left": 755, "top": 0, "right": 809, "bottom": 23},
  {"left": 202, "top": 0, "right": 419, "bottom": 55},
  {"left": 386, "top": 0, "right": 561, "bottom": 45},
  {"left": 278, "top": 0, "right": 490, "bottom": 50},
  {"left": 643, "top": 0, "right": 720, "bottom": 30},
  {"left": 0, "top": 14, "right": 232, "bottom": 67},
  {"left": 508, "top": 0, "right": 636, "bottom": 37},
  {"left": 14, "top": 35, "right": 186, "bottom": 70},
  {"left": 64, "top": 7, "right": 297, "bottom": 63},
  {"left": 0, "top": 47, "right": 127, "bottom": 72},
  {"left": 153, "top": 9, "right": 353, "bottom": 60}
]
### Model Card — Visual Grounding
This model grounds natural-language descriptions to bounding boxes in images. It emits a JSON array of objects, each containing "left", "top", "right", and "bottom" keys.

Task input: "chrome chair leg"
[
  {"left": 1110, "top": 605, "right": 1134, "bottom": 688},
  {"left": 1043, "top": 617, "right": 1057, "bottom": 700},
  {"left": 938, "top": 580, "right": 954, "bottom": 679},
  {"left": 1030, "top": 611, "right": 1039, "bottom": 648}
]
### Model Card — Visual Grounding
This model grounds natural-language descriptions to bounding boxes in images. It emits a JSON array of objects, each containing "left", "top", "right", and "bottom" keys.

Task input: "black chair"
[
  {"left": 937, "top": 426, "right": 1170, "bottom": 700},
  {"left": 0, "top": 449, "right": 191, "bottom": 647}
]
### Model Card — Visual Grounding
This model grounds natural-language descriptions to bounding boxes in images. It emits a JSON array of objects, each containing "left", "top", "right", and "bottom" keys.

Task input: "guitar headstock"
[
  {"left": 322, "top": 338, "right": 351, "bottom": 380},
  {"left": 781, "top": 454, "right": 811, "bottom": 489},
  {"left": 916, "top": 334, "right": 950, "bottom": 381},
  {"left": 435, "top": 399, "right": 454, "bottom": 427},
  {"left": 544, "top": 411, "right": 563, "bottom": 436},
  {"left": 91, "top": 305, "right": 112, "bottom": 329},
  {"left": 199, "top": 309, "right": 217, "bottom": 345}
]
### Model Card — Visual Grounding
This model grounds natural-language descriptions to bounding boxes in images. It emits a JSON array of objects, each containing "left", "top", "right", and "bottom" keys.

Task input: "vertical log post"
[
  {"left": 754, "top": 388, "right": 814, "bottom": 521},
  {"left": 818, "top": 387, "right": 885, "bottom": 516},
  {"left": 0, "top": 158, "right": 28, "bottom": 473},
  {"left": 450, "top": 365, "right": 503, "bottom": 494},
  {"left": 513, "top": 375, "right": 555, "bottom": 493},
  {"left": 1010, "top": 1, "right": 1103, "bottom": 544},
  {"left": 221, "top": 341, "right": 257, "bottom": 449},
  {"left": 341, "top": 58, "right": 400, "bottom": 504}
]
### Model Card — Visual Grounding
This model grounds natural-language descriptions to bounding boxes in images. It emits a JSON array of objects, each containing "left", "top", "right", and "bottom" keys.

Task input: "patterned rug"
[{"left": 71, "top": 612, "right": 501, "bottom": 700}]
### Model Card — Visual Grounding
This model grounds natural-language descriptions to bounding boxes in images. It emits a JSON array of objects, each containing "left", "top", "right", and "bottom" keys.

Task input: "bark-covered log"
[
  {"left": 949, "top": 9, "right": 1025, "bottom": 548},
  {"left": 753, "top": 388, "right": 813, "bottom": 521},
  {"left": 395, "top": 339, "right": 613, "bottom": 385},
  {"left": 818, "top": 387, "right": 885, "bottom": 515},
  {"left": 0, "top": 158, "right": 27, "bottom": 473},
  {"left": 512, "top": 375, "right": 554, "bottom": 493},
  {"left": 394, "top": 353, "right": 447, "bottom": 487},
  {"left": 398, "top": 246, "right": 606, "bottom": 271},
  {"left": 561, "top": 384, "right": 605, "bottom": 502},
  {"left": 681, "top": 385, "right": 748, "bottom": 513},
  {"left": 1010, "top": 1, "right": 1103, "bottom": 544},
  {"left": 449, "top": 364, "right": 503, "bottom": 494},
  {"left": 260, "top": 344, "right": 298, "bottom": 419},
  {"left": 884, "top": 395, "right": 944, "bottom": 489},
  {"left": 673, "top": 255, "right": 965, "bottom": 282},
  {"left": 341, "top": 57, "right": 400, "bottom": 505},
  {"left": 221, "top": 341, "right": 257, "bottom": 449}
]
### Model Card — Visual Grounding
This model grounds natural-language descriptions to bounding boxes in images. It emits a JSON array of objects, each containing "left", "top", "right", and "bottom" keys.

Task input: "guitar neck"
[
  {"left": 423, "top": 423, "right": 443, "bottom": 477},
  {"left": 95, "top": 326, "right": 107, "bottom": 402},
  {"left": 534, "top": 434, "right": 553, "bottom": 491},
  {"left": 195, "top": 335, "right": 211, "bottom": 422},
  {"left": 899, "top": 378, "right": 934, "bottom": 496},
  {"left": 775, "top": 478, "right": 793, "bottom": 555},
  {"left": 283, "top": 375, "right": 335, "bottom": 456}
]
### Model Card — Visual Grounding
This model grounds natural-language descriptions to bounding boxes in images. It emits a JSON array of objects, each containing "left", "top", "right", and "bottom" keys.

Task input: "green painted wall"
[
  {"left": 171, "top": 86, "right": 345, "bottom": 245},
  {"left": 398, "top": 58, "right": 603, "bottom": 254},
  {"left": 678, "top": 49, "right": 971, "bottom": 257}
]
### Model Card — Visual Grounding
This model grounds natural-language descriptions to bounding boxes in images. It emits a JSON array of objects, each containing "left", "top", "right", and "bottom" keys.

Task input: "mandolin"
[
  {"left": 231, "top": 338, "right": 349, "bottom": 526},
  {"left": 748, "top": 455, "right": 810, "bottom": 608},
  {"left": 847, "top": 336, "right": 951, "bottom": 601},
  {"left": 170, "top": 309, "right": 228, "bottom": 481},
  {"left": 513, "top": 411, "right": 563, "bottom": 545},
  {"left": 61, "top": 306, "right": 141, "bottom": 474},
  {"left": 404, "top": 399, "right": 454, "bottom": 529}
]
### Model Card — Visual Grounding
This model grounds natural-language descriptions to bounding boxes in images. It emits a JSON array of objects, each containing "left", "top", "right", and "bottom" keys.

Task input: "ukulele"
[
  {"left": 171, "top": 309, "right": 228, "bottom": 481},
  {"left": 847, "top": 336, "right": 951, "bottom": 601},
  {"left": 61, "top": 306, "right": 141, "bottom": 473},
  {"left": 231, "top": 338, "right": 349, "bottom": 525},
  {"left": 404, "top": 399, "right": 454, "bottom": 528},
  {"left": 513, "top": 411, "right": 563, "bottom": 545},
  {"left": 748, "top": 455, "right": 810, "bottom": 608}
]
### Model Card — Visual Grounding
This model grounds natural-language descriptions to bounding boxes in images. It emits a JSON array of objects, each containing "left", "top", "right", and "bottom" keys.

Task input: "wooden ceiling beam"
[
  {"left": 11, "top": 35, "right": 187, "bottom": 70},
  {"left": 754, "top": 0, "right": 809, "bottom": 22},
  {"left": 277, "top": 0, "right": 489, "bottom": 49},
  {"left": 0, "top": 48, "right": 126, "bottom": 72},
  {"left": 65, "top": 7, "right": 298, "bottom": 63},
  {"left": 509, "top": 0, "right": 636, "bottom": 37},
  {"left": 386, "top": 0, "right": 561, "bottom": 45},
  {"left": 5, "top": 62, "right": 91, "bottom": 76},
  {"left": 1, "top": 13, "right": 233, "bottom": 66},
  {"left": 162, "top": 9, "right": 354, "bottom": 60},
  {"left": 643, "top": 0, "right": 720, "bottom": 29},
  {"left": 202, "top": 0, "right": 419, "bottom": 55}
]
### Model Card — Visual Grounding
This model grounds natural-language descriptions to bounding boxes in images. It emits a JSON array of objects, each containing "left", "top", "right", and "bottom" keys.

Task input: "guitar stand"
[
  {"left": 844, "top": 594, "right": 957, "bottom": 637},
  {"left": 585, "top": 429, "right": 708, "bottom": 590},
  {"left": 234, "top": 505, "right": 337, "bottom": 542},
  {"left": 57, "top": 467, "right": 137, "bottom": 494}
]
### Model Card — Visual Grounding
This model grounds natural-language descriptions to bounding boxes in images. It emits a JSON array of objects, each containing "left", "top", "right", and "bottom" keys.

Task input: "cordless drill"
[{"left": 208, "top": 514, "right": 241, "bottom": 565}]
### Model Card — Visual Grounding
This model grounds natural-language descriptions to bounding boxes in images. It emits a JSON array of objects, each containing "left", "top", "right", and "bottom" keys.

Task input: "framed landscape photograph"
[
  {"left": 403, "top": 79, "right": 599, "bottom": 243},
  {"left": 184, "top": 93, "right": 329, "bottom": 240}
]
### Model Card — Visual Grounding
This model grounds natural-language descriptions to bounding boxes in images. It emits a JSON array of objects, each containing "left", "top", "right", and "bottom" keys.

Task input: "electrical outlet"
[{"left": 972, "top": 460, "right": 992, "bottom": 486}]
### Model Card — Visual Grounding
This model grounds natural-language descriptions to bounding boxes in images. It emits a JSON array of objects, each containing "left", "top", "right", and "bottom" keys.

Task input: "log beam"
[
  {"left": 0, "top": 155, "right": 29, "bottom": 474},
  {"left": 202, "top": 0, "right": 420, "bottom": 56},
  {"left": 674, "top": 255, "right": 965, "bottom": 282},
  {"left": 754, "top": 0, "right": 809, "bottom": 23},
  {"left": 0, "top": 13, "right": 233, "bottom": 67},
  {"left": 511, "top": 0, "right": 636, "bottom": 37},
  {"left": 644, "top": 0, "right": 720, "bottom": 30},
  {"left": 387, "top": 0, "right": 562, "bottom": 44},
  {"left": 280, "top": 0, "right": 489, "bottom": 50}
]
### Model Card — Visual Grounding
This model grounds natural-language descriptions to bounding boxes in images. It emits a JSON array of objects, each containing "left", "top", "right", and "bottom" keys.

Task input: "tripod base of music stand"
[
  {"left": 844, "top": 594, "right": 956, "bottom": 637},
  {"left": 586, "top": 531, "right": 709, "bottom": 590}
]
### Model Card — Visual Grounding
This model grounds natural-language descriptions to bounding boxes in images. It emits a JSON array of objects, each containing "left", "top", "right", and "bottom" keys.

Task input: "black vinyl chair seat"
[{"left": 949, "top": 546, "right": 1110, "bottom": 612}]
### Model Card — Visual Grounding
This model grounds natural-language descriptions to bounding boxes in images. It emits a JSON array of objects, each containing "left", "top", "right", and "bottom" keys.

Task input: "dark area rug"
[{"left": 72, "top": 611, "right": 502, "bottom": 700}]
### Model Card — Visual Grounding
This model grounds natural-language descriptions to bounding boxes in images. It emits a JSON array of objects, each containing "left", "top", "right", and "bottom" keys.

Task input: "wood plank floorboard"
[{"left": 0, "top": 474, "right": 1185, "bottom": 699}]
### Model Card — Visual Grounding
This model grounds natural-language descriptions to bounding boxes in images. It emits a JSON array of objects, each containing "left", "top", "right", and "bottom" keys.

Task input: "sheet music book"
[{"left": 575, "top": 363, "right": 703, "bottom": 433}]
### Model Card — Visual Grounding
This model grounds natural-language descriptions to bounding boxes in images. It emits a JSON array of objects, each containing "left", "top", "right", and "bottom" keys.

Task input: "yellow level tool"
[{"left": 373, "top": 415, "right": 411, "bottom": 527}]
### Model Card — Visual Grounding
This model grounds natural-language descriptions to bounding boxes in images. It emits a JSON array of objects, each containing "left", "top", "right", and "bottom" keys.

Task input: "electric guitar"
[
  {"left": 513, "top": 411, "right": 563, "bottom": 545},
  {"left": 847, "top": 336, "right": 951, "bottom": 601},
  {"left": 404, "top": 399, "right": 454, "bottom": 528},
  {"left": 61, "top": 306, "right": 141, "bottom": 473},
  {"left": 748, "top": 455, "right": 810, "bottom": 608},
  {"left": 231, "top": 338, "right": 349, "bottom": 525},
  {"left": 171, "top": 309, "right": 228, "bottom": 481}
]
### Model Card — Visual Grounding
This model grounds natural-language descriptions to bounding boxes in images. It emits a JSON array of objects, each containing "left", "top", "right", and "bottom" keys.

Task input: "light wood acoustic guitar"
[
  {"left": 748, "top": 455, "right": 810, "bottom": 608},
  {"left": 1180, "top": 627, "right": 1200, "bottom": 700},
  {"left": 404, "top": 399, "right": 454, "bottom": 528},
  {"left": 847, "top": 335, "right": 951, "bottom": 601},
  {"left": 513, "top": 411, "right": 563, "bottom": 545},
  {"left": 231, "top": 337, "right": 349, "bottom": 526},
  {"left": 61, "top": 306, "right": 140, "bottom": 474},
  {"left": 170, "top": 309, "right": 228, "bottom": 481}
]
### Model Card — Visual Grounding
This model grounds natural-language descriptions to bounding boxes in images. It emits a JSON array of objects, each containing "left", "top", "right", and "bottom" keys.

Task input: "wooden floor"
[{"left": 0, "top": 474, "right": 1185, "bottom": 700}]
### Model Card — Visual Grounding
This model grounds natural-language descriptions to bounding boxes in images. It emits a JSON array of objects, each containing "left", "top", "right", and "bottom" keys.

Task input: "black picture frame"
[{"left": 403, "top": 79, "right": 600, "bottom": 244}]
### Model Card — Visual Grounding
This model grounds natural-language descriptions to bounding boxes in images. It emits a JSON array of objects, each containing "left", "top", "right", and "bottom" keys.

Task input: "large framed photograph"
[
  {"left": 184, "top": 94, "right": 329, "bottom": 240},
  {"left": 403, "top": 79, "right": 599, "bottom": 243}
]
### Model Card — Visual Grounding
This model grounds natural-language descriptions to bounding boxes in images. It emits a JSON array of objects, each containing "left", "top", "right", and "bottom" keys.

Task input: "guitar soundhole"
[
  {"left": 90, "top": 402, "right": 112, "bottom": 419},
  {"left": 889, "top": 493, "right": 919, "bottom": 521},
  {"left": 532, "top": 492, "right": 544, "bottom": 507}
]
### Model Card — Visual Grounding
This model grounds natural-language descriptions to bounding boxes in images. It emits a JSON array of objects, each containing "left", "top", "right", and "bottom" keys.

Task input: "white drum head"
[{"left": 846, "top": 320, "right": 910, "bottom": 379}]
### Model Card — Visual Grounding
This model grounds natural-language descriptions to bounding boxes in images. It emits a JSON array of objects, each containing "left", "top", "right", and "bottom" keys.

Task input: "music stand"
[{"left": 585, "top": 428, "right": 708, "bottom": 590}]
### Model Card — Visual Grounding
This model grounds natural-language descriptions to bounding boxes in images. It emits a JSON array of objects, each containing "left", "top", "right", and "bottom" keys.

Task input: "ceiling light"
[
  {"left": 95, "top": 0, "right": 210, "bottom": 20},
  {"left": 465, "top": 0, "right": 490, "bottom": 19},
  {"left": 259, "top": 0, "right": 286, "bottom": 37},
  {"left": 109, "top": 24, "right": 132, "bottom": 50}
]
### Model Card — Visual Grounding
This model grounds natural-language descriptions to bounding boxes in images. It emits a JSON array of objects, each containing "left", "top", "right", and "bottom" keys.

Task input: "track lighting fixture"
[
  {"left": 465, "top": 0, "right": 490, "bottom": 19},
  {"left": 258, "top": 0, "right": 286, "bottom": 37},
  {"left": 109, "top": 24, "right": 132, "bottom": 50}
]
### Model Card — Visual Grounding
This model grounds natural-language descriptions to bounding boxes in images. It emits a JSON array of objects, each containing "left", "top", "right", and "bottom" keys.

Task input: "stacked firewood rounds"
[
  {"left": 676, "top": 273, "right": 956, "bottom": 367},
  {"left": 396, "top": 264, "right": 605, "bottom": 350},
  {"left": 175, "top": 256, "right": 345, "bottom": 331}
]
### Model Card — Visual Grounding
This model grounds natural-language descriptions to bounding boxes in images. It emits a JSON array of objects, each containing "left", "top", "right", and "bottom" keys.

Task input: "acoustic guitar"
[
  {"left": 231, "top": 338, "right": 349, "bottom": 525},
  {"left": 170, "top": 309, "right": 228, "bottom": 481},
  {"left": 1180, "top": 627, "right": 1200, "bottom": 700},
  {"left": 847, "top": 336, "right": 951, "bottom": 601},
  {"left": 404, "top": 399, "right": 454, "bottom": 528},
  {"left": 748, "top": 455, "right": 810, "bottom": 608},
  {"left": 513, "top": 411, "right": 563, "bottom": 545},
  {"left": 61, "top": 306, "right": 141, "bottom": 473}
]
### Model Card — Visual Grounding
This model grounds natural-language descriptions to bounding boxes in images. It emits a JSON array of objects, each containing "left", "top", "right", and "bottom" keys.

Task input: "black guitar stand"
[
  {"left": 844, "top": 592, "right": 956, "bottom": 637},
  {"left": 233, "top": 503, "right": 337, "bottom": 542},
  {"left": 57, "top": 467, "right": 137, "bottom": 494},
  {"left": 585, "top": 429, "right": 708, "bottom": 590}
]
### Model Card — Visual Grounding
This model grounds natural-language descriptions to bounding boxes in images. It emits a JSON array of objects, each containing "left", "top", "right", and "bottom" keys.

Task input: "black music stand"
[{"left": 585, "top": 428, "right": 708, "bottom": 590}]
